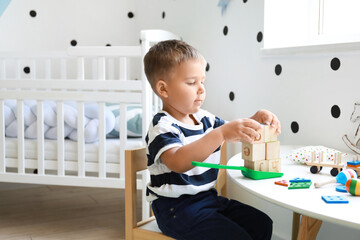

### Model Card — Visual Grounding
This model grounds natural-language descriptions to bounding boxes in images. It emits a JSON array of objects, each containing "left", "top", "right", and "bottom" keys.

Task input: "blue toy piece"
[
  {"left": 347, "top": 160, "right": 360, "bottom": 166},
  {"left": 289, "top": 177, "right": 311, "bottom": 183},
  {"left": 321, "top": 196, "right": 349, "bottom": 204},
  {"left": 335, "top": 185, "right": 347, "bottom": 193}
]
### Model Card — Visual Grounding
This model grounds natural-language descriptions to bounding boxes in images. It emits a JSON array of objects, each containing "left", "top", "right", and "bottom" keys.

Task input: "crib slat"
[
  {"left": 30, "top": 59, "right": 36, "bottom": 80},
  {"left": 0, "top": 60, "right": 5, "bottom": 80},
  {"left": 36, "top": 100, "right": 45, "bottom": 175},
  {"left": 77, "top": 57, "right": 85, "bottom": 80},
  {"left": 16, "top": 60, "right": 21, "bottom": 79},
  {"left": 98, "top": 57, "right": 106, "bottom": 80},
  {"left": 108, "top": 58, "right": 115, "bottom": 80},
  {"left": 57, "top": 102, "right": 65, "bottom": 176},
  {"left": 119, "top": 103, "right": 127, "bottom": 180},
  {"left": 119, "top": 57, "right": 127, "bottom": 81},
  {"left": 77, "top": 102, "right": 85, "bottom": 177},
  {"left": 45, "top": 59, "right": 51, "bottom": 79},
  {"left": 17, "top": 100, "right": 25, "bottom": 174},
  {"left": 60, "top": 59, "right": 67, "bottom": 79},
  {"left": 0, "top": 100, "right": 5, "bottom": 173},
  {"left": 98, "top": 102, "right": 106, "bottom": 178},
  {"left": 92, "top": 59, "right": 97, "bottom": 79}
]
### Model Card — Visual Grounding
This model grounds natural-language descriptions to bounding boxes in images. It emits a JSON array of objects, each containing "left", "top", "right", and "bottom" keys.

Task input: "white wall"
[{"left": 1, "top": 0, "right": 359, "bottom": 239}]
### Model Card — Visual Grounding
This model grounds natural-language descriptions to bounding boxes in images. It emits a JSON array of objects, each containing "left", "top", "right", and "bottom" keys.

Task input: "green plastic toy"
[{"left": 192, "top": 161, "right": 283, "bottom": 180}]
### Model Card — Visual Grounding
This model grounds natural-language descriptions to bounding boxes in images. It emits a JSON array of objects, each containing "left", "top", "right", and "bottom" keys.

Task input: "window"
[{"left": 264, "top": 0, "right": 360, "bottom": 49}]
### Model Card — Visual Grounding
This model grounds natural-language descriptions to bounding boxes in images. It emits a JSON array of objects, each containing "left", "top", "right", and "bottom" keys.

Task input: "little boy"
[{"left": 144, "top": 39, "right": 280, "bottom": 240}]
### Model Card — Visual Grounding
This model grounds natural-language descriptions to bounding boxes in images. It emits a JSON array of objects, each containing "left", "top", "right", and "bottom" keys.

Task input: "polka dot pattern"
[
  {"left": 291, "top": 121, "right": 299, "bottom": 133},
  {"left": 70, "top": 40, "right": 77, "bottom": 46},
  {"left": 275, "top": 64, "right": 282, "bottom": 75},
  {"left": 257, "top": 32, "right": 263, "bottom": 42},
  {"left": 331, "top": 105, "right": 341, "bottom": 118},
  {"left": 128, "top": 12, "right": 134, "bottom": 18},
  {"left": 223, "top": 26, "right": 228, "bottom": 36},
  {"left": 205, "top": 63, "right": 210, "bottom": 72},
  {"left": 29, "top": 10, "right": 37, "bottom": 17},
  {"left": 331, "top": 57, "right": 340, "bottom": 71},
  {"left": 23, "top": 67, "right": 30, "bottom": 74},
  {"left": 286, "top": 146, "right": 347, "bottom": 165},
  {"left": 229, "top": 92, "right": 235, "bottom": 101}
]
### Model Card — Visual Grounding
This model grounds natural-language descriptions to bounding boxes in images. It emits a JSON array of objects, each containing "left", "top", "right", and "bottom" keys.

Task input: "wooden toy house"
[{"left": 242, "top": 125, "right": 281, "bottom": 172}]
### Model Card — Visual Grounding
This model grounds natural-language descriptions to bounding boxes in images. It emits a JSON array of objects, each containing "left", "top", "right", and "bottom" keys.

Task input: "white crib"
[{"left": 0, "top": 29, "right": 178, "bottom": 219}]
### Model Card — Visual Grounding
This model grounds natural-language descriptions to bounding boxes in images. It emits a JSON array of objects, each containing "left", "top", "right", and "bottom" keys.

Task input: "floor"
[{"left": 0, "top": 183, "right": 139, "bottom": 240}]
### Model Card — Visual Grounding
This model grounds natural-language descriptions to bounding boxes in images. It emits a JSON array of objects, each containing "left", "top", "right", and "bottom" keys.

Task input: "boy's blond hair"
[{"left": 144, "top": 39, "right": 205, "bottom": 92}]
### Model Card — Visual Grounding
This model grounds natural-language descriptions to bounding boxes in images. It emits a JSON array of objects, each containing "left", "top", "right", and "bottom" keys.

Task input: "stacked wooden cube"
[{"left": 242, "top": 125, "right": 281, "bottom": 172}]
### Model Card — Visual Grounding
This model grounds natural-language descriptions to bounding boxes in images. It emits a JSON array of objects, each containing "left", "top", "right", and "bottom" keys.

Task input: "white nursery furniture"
[{"left": 0, "top": 29, "right": 178, "bottom": 220}]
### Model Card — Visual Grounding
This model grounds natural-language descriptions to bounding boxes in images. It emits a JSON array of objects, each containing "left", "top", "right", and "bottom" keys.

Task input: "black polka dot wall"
[
  {"left": 23, "top": 67, "right": 30, "bottom": 74},
  {"left": 162, "top": 11, "right": 166, "bottom": 19},
  {"left": 291, "top": 121, "right": 299, "bottom": 133},
  {"left": 330, "top": 57, "right": 340, "bottom": 71},
  {"left": 331, "top": 105, "right": 341, "bottom": 118},
  {"left": 128, "top": 12, "right": 134, "bottom": 18},
  {"left": 257, "top": 32, "right": 263, "bottom": 43},
  {"left": 275, "top": 64, "right": 282, "bottom": 75},
  {"left": 223, "top": 26, "right": 228, "bottom": 36},
  {"left": 29, "top": 10, "right": 37, "bottom": 17},
  {"left": 229, "top": 92, "right": 235, "bottom": 101},
  {"left": 70, "top": 40, "right": 77, "bottom": 46},
  {"left": 206, "top": 63, "right": 210, "bottom": 72}
]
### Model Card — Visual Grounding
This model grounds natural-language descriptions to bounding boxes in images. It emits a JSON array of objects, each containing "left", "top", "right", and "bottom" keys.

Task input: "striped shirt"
[{"left": 145, "top": 109, "right": 225, "bottom": 201}]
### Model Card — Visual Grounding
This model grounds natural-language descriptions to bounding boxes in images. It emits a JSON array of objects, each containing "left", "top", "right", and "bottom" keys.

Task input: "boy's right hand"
[{"left": 220, "top": 119, "right": 262, "bottom": 144}]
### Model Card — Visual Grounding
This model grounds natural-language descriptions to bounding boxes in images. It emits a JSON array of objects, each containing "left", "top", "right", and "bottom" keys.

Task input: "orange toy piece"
[
  {"left": 275, "top": 179, "right": 289, "bottom": 187},
  {"left": 345, "top": 179, "right": 360, "bottom": 196}
]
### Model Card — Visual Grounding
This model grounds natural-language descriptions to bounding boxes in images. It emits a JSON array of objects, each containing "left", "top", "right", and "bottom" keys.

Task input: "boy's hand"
[
  {"left": 250, "top": 109, "right": 281, "bottom": 134},
  {"left": 221, "top": 118, "right": 262, "bottom": 144}
]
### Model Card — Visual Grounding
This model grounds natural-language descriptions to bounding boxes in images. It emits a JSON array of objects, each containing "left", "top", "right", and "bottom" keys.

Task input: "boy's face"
[{"left": 159, "top": 59, "right": 206, "bottom": 121}]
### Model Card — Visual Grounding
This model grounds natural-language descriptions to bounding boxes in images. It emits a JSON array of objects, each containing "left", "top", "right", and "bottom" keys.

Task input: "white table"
[{"left": 227, "top": 145, "right": 360, "bottom": 240}]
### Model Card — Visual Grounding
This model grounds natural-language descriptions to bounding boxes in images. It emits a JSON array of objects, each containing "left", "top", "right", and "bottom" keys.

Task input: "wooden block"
[
  {"left": 266, "top": 141, "right": 280, "bottom": 160},
  {"left": 254, "top": 127, "right": 265, "bottom": 143},
  {"left": 242, "top": 142, "right": 265, "bottom": 161},
  {"left": 244, "top": 160, "right": 269, "bottom": 172},
  {"left": 264, "top": 125, "right": 277, "bottom": 142},
  {"left": 269, "top": 158, "right": 282, "bottom": 172}
]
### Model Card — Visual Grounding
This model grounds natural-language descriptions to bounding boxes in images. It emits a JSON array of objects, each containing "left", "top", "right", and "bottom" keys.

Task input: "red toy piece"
[{"left": 275, "top": 179, "right": 289, "bottom": 187}]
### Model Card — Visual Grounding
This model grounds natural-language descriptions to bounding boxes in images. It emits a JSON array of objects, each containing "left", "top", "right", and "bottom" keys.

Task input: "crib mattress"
[{"left": 4, "top": 138, "right": 144, "bottom": 164}]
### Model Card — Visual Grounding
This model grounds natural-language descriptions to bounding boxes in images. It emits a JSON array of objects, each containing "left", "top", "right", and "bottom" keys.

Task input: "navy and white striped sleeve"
[{"left": 146, "top": 115, "right": 183, "bottom": 166}]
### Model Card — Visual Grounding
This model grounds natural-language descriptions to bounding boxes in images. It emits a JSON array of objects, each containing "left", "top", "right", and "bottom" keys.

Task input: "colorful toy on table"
[
  {"left": 345, "top": 179, "right": 360, "bottom": 196},
  {"left": 346, "top": 155, "right": 360, "bottom": 175},
  {"left": 306, "top": 151, "right": 345, "bottom": 176},
  {"left": 335, "top": 185, "right": 347, "bottom": 193},
  {"left": 242, "top": 124, "right": 281, "bottom": 173},
  {"left": 192, "top": 161, "right": 283, "bottom": 180},
  {"left": 289, "top": 177, "right": 311, "bottom": 183},
  {"left": 288, "top": 181, "right": 312, "bottom": 189},
  {"left": 321, "top": 195, "right": 349, "bottom": 204},
  {"left": 275, "top": 179, "right": 289, "bottom": 187},
  {"left": 314, "top": 169, "right": 357, "bottom": 188}
]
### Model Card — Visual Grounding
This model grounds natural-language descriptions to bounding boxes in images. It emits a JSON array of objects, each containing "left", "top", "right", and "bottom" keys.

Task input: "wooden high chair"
[{"left": 124, "top": 143, "right": 228, "bottom": 240}]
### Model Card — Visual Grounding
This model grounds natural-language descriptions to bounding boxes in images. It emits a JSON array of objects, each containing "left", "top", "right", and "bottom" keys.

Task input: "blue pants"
[{"left": 152, "top": 189, "right": 273, "bottom": 240}]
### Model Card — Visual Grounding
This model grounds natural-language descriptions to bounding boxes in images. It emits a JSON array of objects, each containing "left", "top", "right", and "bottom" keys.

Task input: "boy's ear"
[{"left": 156, "top": 80, "right": 168, "bottom": 98}]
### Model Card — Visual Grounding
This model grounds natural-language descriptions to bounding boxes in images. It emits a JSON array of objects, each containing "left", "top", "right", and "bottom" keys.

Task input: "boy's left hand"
[{"left": 250, "top": 109, "right": 281, "bottom": 134}]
